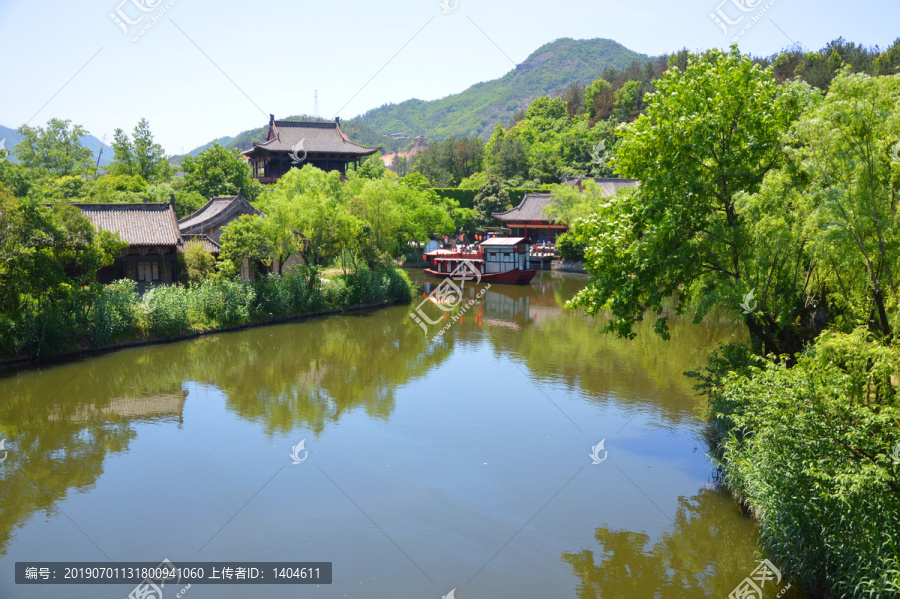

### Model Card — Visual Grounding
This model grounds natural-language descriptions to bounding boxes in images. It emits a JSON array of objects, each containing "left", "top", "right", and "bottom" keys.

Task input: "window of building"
[{"left": 137, "top": 261, "right": 159, "bottom": 282}]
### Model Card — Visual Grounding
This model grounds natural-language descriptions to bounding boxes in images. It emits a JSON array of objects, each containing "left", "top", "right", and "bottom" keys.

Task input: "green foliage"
[
  {"left": 91, "top": 280, "right": 139, "bottom": 345},
  {"left": 347, "top": 173, "right": 454, "bottom": 266},
  {"left": 263, "top": 166, "right": 357, "bottom": 267},
  {"left": 571, "top": 47, "right": 818, "bottom": 353},
  {"left": 138, "top": 285, "right": 192, "bottom": 337},
  {"left": 219, "top": 214, "right": 274, "bottom": 275},
  {"left": 338, "top": 267, "right": 414, "bottom": 305},
  {"left": 473, "top": 175, "right": 511, "bottom": 229},
  {"left": 782, "top": 70, "right": 900, "bottom": 338},
  {"left": 171, "top": 188, "right": 206, "bottom": 219},
  {"left": 411, "top": 136, "right": 484, "bottom": 186},
  {"left": 87, "top": 174, "right": 149, "bottom": 202},
  {"left": 0, "top": 264, "right": 413, "bottom": 359},
  {"left": 710, "top": 330, "right": 900, "bottom": 596},
  {"left": 15, "top": 119, "right": 96, "bottom": 177},
  {"left": 180, "top": 143, "right": 262, "bottom": 202},
  {"left": 189, "top": 279, "right": 254, "bottom": 328},
  {"left": 348, "top": 38, "right": 652, "bottom": 142},
  {"left": 542, "top": 179, "right": 610, "bottom": 222},
  {"left": 354, "top": 153, "right": 388, "bottom": 180},
  {"left": 183, "top": 241, "right": 216, "bottom": 284},
  {"left": 108, "top": 119, "right": 172, "bottom": 182},
  {"left": 0, "top": 194, "right": 126, "bottom": 314},
  {"left": 432, "top": 188, "right": 477, "bottom": 209}
]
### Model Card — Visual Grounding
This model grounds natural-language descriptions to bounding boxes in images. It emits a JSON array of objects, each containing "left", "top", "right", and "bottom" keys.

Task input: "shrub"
[
  {"left": 190, "top": 279, "right": 253, "bottom": 328},
  {"left": 91, "top": 280, "right": 139, "bottom": 345},
  {"left": 138, "top": 285, "right": 191, "bottom": 337},
  {"left": 184, "top": 241, "right": 216, "bottom": 284},
  {"left": 322, "top": 276, "right": 349, "bottom": 307},
  {"left": 714, "top": 330, "right": 900, "bottom": 596}
]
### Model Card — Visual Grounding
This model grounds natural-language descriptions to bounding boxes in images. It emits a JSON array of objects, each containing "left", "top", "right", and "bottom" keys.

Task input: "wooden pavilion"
[{"left": 242, "top": 116, "right": 379, "bottom": 183}]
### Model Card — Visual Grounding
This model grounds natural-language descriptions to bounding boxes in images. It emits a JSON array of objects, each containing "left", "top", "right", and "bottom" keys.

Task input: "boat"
[{"left": 423, "top": 237, "right": 538, "bottom": 285}]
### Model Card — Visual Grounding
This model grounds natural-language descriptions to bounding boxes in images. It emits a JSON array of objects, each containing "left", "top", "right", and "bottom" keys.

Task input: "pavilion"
[{"left": 242, "top": 115, "right": 379, "bottom": 183}]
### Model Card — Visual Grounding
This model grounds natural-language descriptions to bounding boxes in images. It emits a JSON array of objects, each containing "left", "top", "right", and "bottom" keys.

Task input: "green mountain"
[
  {"left": 174, "top": 37, "right": 652, "bottom": 160},
  {"left": 352, "top": 37, "right": 651, "bottom": 142}
]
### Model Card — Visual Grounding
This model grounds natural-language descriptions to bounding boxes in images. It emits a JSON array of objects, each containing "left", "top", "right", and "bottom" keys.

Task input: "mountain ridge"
[
  {"left": 175, "top": 37, "right": 653, "bottom": 160},
  {"left": 1, "top": 38, "right": 653, "bottom": 164}
]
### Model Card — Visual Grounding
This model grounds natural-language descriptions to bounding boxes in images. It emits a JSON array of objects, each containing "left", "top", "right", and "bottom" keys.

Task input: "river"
[{"left": 0, "top": 270, "right": 806, "bottom": 598}]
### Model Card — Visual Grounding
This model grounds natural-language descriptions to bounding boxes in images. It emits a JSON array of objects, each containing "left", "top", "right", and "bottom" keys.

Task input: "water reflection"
[
  {"left": 563, "top": 488, "right": 760, "bottom": 598},
  {"left": 0, "top": 270, "right": 778, "bottom": 599}
]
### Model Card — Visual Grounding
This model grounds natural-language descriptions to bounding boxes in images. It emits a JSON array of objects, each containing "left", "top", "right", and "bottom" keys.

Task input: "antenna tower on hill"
[{"left": 314, "top": 90, "right": 320, "bottom": 119}]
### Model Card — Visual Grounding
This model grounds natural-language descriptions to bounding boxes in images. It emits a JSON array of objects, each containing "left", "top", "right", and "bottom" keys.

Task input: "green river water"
[{"left": 0, "top": 270, "right": 807, "bottom": 598}]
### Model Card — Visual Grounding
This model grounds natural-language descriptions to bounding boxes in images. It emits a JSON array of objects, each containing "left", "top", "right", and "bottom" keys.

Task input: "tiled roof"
[
  {"left": 243, "top": 120, "right": 379, "bottom": 156},
  {"left": 178, "top": 194, "right": 261, "bottom": 234},
  {"left": 180, "top": 234, "right": 221, "bottom": 255},
  {"left": 493, "top": 194, "right": 555, "bottom": 222},
  {"left": 561, "top": 176, "right": 640, "bottom": 195},
  {"left": 74, "top": 203, "right": 182, "bottom": 247}
]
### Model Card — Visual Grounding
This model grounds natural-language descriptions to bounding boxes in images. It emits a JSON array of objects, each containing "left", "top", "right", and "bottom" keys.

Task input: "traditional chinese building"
[
  {"left": 74, "top": 202, "right": 183, "bottom": 291},
  {"left": 242, "top": 116, "right": 379, "bottom": 183},
  {"left": 492, "top": 194, "right": 566, "bottom": 244},
  {"left": 494, "top": 178, "right": 641, "bottom": 244},
  {"left": 177, "top": 192, "right": 261, "bottom": 245}
]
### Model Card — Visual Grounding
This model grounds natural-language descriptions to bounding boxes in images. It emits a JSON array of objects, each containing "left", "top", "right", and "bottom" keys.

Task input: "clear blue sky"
[{"left": 1, "top": 0, "right": 897, "bottom": 154}]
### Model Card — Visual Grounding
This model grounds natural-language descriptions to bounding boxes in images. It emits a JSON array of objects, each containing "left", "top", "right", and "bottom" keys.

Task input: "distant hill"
[
  {"left": 352, "top": 38, "right": 652, "bottom": 141},
  {"left": 0, "top": 124, "right": 113, "bottom": 167},
  {"left": 173, "top": 37, "right": 653, "bottom": 162}
]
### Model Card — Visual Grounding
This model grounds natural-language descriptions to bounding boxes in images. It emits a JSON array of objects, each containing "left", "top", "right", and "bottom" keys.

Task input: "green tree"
[
  {"left": 571, "top": 47, "right": 817, "bottom": 355},
  {"left": 108, "top": 118, "right": 172, "bottom": 182},
  {"left": 484, "top": 126, "right": 528, "bottom": 183},
  {"left": 348, "top": 176, "right": 453, "bottom": 267},
  {"left": 472, "top": 175, "right": 511, "bottom": 229},
  {"left": 355, "top": 153, "right": 387, "bottom": 180},
  {"left": 584, "top": 77, "right": 615, "bottom": 123},
  {"left": 263, "top": 166, "right": 358, "bottom": 267},
  {"left": 0, "top": 193, "right": 125, "bottom": 313},
  {"left": 183, "top": 241, "right": 216, "bottom": 283},
  {"left": 784, "top": 70, "right": 900, "bottom": 338},
  {"left": 15, "top": 119, "right": 96, "bottom": 177},
  {"left": 180, "top": 143, "right": 262, "bottom": 202},
  {"left": 219, "top": 214, "right": 273, "bottom": 277}
]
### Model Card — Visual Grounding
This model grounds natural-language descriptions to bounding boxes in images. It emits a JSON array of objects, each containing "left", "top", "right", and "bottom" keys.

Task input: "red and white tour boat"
[{"left": 423, "top": 237, "right": 537, "bottom": 285}]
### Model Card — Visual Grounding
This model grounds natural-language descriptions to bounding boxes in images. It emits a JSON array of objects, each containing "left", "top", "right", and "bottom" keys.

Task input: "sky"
[{"left": 0, "top": 0, "right": 897, "bottom": 155}]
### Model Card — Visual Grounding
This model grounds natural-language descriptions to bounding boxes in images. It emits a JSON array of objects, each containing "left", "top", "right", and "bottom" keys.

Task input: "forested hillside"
[{"left": 170, "top": 37, "right": 652, "bottom": 161}]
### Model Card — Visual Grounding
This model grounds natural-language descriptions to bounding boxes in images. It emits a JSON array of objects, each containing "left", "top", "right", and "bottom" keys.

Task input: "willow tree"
[{"left": 570, "top": 47, "right": 819, "bottom": 356}]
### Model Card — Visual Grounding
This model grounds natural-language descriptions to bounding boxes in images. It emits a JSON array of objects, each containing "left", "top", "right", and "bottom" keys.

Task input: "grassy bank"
[
  {"left": 692, "top": 331, "right": 900, "bottom": 597},
  {"left": 0, "top": 266, "right": 414, "bottom": 361}
]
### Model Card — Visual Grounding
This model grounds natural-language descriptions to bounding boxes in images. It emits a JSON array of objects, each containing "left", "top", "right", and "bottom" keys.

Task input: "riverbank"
[
  {"left": 694, "top": 333, "right": 900, "bottom": 598},
  {"left": 0, "top": 267, "right": 414, "bottom": 367}
]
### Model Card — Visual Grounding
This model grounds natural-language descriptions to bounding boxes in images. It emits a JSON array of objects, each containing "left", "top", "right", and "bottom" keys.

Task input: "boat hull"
[{"left": 423, "top": 267, "right": 537, "bottom": 285}]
